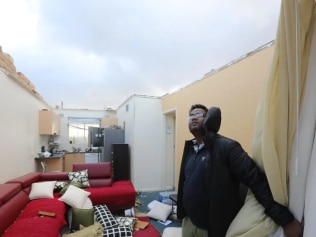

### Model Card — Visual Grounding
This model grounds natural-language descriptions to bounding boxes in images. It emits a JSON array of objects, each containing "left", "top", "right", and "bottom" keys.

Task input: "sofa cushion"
[
  {"left": 73, "top": 163, "right": 112, "bottom": 187},
  {"left": 2, "top": 216, "right": 66, "bottom": 237},
  {"left": 18, "top": 196, "right": 67, "bottom": 222},
  {"left": 59, "top": 184, "right": 91, "bottom": 208},
  {"left": 86, "top": 181, "right": 136, "bottom": 212},
  {"left": 29, "top": 181, "right": 56, "bottom": 200},
  {"left": 68, "top": 169, "right": 90, "bottom": 187}
]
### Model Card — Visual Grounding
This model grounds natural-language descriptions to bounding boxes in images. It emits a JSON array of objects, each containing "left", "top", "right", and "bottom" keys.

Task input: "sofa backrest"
[
  {"left": 73, "top": 162, "right": 112, "bottom": 187},
  {"left": 6, "top": 172, "right": 41, "bottom": 189},
  {"left": 40, "top": 172, "right": 69, "bottom": 182}
]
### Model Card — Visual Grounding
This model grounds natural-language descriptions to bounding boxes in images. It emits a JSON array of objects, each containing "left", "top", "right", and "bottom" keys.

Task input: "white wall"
[
  {"left": 0, "top": 69, "right": 50, "bottom": 183},
  {"left": 117, "top": 95, "right": 166, "bottom": 191}
]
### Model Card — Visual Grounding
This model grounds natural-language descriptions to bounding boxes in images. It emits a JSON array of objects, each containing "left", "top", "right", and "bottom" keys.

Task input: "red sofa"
[{"left": 0, "top": 162, "right": 136, "bottom": 236}]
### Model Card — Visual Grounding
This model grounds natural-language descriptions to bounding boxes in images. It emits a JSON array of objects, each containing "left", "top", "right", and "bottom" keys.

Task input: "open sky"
[{"left": 0, "top": 0, "right": 281, "bottom": 110}]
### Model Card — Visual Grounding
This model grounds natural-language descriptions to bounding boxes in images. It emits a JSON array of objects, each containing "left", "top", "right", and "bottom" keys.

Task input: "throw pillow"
[
  {"left": 71, "top": 207, "right": 95, "bottom": 230},
  {"left": 115, "top": 217, "right": 137, "bottom": 230},
  {"left": 59, "top": 184, "right": 91, "bottom": 208},
  {"left": 67, "top": 197, "right": 93, "bottom": 229},
  {"left": 59, "top": 182, "right": 83, "bottom": 195},
  {"left": 62, "top": 223, "right": 104, "bottom": 237},
  {"left": 54, "top": 181, "right": 68, "bottom": 191},
  {"left": 103, "top": 226, "right": 133, "bottom": 237},
  {"left": 29, "top": 181, "right": 57, "bottom": 200},
  {"left": 147, "top": 201, "right": 172, "bottom": 222},
  {"left": 68, "top": 169, "right": 90, "bottom": 187},
  {"left": 94, "top": 204, "right": 118, "bottom": 230}
]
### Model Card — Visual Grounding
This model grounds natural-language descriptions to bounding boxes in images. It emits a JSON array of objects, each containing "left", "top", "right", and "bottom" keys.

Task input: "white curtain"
[{"left": 226, "top": 0, "right": 315, "bottom": 236}]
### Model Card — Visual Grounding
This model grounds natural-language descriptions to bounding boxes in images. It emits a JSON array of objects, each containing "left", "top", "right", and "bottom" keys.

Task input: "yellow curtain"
[{"left": 226, "top": 0, "right": 314, "bottom": 236}]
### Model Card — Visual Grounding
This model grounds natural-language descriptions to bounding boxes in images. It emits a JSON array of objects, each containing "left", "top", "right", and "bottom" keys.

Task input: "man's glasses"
[{"left": 188, "top": 113, "right": 205, "bottom": 121}]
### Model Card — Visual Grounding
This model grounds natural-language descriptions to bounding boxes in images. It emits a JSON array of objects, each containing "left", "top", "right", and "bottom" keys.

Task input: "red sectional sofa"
[{"left": 0, "top": 162, "right": 136, "bottom": 236}]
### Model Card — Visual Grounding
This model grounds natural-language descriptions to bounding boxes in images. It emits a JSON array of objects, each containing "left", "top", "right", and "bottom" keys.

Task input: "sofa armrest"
[{"left": 0, "top": 183, "right": 21, "bottom": 206}]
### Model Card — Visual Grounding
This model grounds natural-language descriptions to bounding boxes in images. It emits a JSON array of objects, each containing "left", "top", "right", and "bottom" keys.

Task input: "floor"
[{"left": 134, "top": 190, "right": 182, "bottom": 234}]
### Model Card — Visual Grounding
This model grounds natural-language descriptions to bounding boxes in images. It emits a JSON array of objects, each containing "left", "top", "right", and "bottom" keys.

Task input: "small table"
[
  {"left": 169, "top": 194, "right": 178, "bottom": 214},
  {"left": 169, "top": 194, "right": 178, "bottom": 204}
]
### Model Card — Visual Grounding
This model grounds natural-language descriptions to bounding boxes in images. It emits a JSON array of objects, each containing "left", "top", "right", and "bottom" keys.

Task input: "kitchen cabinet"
[
  {"left": 85, "top": 152, "right": 100, "bottom": 163},
  {"left": 39, "top": 110, "right": 60, "bottom": 135},
  {"left": 64, "top": 153, "right": 85, "bottom": 172}
]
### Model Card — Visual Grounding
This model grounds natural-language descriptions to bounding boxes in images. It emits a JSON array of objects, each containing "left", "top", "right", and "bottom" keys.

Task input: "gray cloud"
[{"left": 1, "top": 0, "right": 281, "bottom": 109}]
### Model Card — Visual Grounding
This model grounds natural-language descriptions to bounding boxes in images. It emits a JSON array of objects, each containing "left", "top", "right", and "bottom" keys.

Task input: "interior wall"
[
  {"left": 162, "top": 43, "right": 275, "bottom": 190},
  {"left": 0, "top": 69, "right": 50, "bottom": 183},
  {"left": 117, "top": 95, "right": 164, "bottom": 191}
]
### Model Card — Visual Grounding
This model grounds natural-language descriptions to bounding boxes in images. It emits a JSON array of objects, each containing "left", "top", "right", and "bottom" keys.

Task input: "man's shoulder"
[{"left": 215, "top": 134, "right": 235, "bottom": 142}]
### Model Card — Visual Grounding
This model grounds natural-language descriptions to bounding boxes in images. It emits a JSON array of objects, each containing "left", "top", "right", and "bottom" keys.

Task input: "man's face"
[{"left": 188, "top": 108, "right": 206, "bottom": 135}]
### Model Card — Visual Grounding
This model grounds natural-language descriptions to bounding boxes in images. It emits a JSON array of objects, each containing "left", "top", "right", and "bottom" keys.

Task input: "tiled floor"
[{"left": 134, "top": 190, "right": 182, "bottom": 234}]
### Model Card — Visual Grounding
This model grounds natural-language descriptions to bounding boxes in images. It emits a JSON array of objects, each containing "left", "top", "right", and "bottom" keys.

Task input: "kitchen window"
[{"left": 68, "top": 118, "right": 100, "bottom": 147}]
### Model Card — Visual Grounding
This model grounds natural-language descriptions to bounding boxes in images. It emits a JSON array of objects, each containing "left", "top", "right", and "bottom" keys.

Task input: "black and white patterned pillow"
[
  {"left": 94, "top": 204, "right": 118, "bottom": 230},
  {"left": 68, "top": 169, "right": 90, "bottom": 187},
  {"left": 115, "top": 216, "right": 137, "bottom": 230},
  {"left": 103, "top": 226, "right": 133, "bottom": 237},
  {"left": 54, "top": 181, "right": 68, "bottom": 191}
]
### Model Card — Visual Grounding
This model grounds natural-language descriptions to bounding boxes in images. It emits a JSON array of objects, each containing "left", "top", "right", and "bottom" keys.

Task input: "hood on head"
[{"left": 203, "top": 107, "right": 221, "bottom": 133}]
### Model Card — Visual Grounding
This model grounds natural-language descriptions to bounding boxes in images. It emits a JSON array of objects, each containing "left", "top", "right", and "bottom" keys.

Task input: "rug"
[{"left": 133, "top": 216, "right": 161, "bottom": 237}]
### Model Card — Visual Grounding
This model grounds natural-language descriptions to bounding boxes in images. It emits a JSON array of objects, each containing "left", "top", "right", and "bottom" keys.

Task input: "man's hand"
[{"left": 282, "top": 220, "right": 303, "bottom": 237}]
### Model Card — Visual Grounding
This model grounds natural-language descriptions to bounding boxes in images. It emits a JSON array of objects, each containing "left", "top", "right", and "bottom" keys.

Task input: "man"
[{"left": 177, "top": 104, "right": 303, "bottom": 237}]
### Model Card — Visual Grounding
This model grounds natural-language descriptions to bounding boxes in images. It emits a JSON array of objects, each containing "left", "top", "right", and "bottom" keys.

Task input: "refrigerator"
[
  {"left": 102, "top": 128, "right": 125, "bottom": 162},
  {"left": 88, "top": 127, "right": 125, "bottom": 162}
]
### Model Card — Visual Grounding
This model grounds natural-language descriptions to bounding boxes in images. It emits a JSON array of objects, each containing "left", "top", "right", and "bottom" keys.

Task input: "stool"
[{"left": 40, "top": 161, "right": 47, "bottom": 173}]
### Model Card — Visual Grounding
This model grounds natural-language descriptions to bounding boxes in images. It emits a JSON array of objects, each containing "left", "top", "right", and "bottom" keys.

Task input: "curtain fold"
[{"left": 226, "top": 0, "right": 314, "bottom": 236}]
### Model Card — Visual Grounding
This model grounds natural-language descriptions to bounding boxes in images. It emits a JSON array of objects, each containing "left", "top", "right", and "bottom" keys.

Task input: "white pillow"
[
  {"left": 147, "top": 201, "right": 172, "bottom": 222},
  {"left": 59, "top": 184, "right": 91, "bottom": 208},
  {"left": 29, "top": 181, "right": 57, "bottom": 200},
  {"left": 162, "top": 227, "right": 182, "bottom": 237}
]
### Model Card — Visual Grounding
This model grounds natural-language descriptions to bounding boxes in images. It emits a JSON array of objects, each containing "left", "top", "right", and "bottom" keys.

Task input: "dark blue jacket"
[{"left": 177, "top": 135, "right": 294, "bottom": 237}]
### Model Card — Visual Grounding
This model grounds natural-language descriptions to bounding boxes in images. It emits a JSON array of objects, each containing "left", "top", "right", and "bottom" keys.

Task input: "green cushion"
[
  {"left": 71, "top": 207, "right": 95, "bottom": 230},
  {"left": 59, "top": 182, "right": 82, "bottom": 195}
]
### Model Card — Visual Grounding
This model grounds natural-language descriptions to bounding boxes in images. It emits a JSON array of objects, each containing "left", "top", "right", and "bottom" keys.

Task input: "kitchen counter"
[
  {"left": 35, "top": 152, "right": 65, "bottom": 159},
  {"left": 34, "top": 154, "right": 64, "bottom": 172}
]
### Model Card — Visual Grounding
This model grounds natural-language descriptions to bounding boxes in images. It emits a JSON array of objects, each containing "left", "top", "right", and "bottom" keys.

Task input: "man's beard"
[{"left": 189, "top": 124, "right": 205, "bottom": 137}]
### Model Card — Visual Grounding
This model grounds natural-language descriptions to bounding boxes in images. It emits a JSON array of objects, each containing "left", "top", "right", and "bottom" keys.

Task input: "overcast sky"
[{"left": 0, "top": 0, "right": 281, "bottom": 110}]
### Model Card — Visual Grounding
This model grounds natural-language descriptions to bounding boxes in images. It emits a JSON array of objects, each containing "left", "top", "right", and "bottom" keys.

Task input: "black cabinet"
[{"left": 112, "top": 143, "right": 130, "bottom": 181}]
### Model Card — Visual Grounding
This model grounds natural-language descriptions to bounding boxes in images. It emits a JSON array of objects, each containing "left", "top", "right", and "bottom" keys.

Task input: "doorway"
[{"left": 163, "top": 110, "right": 176, "bottom": 190}]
